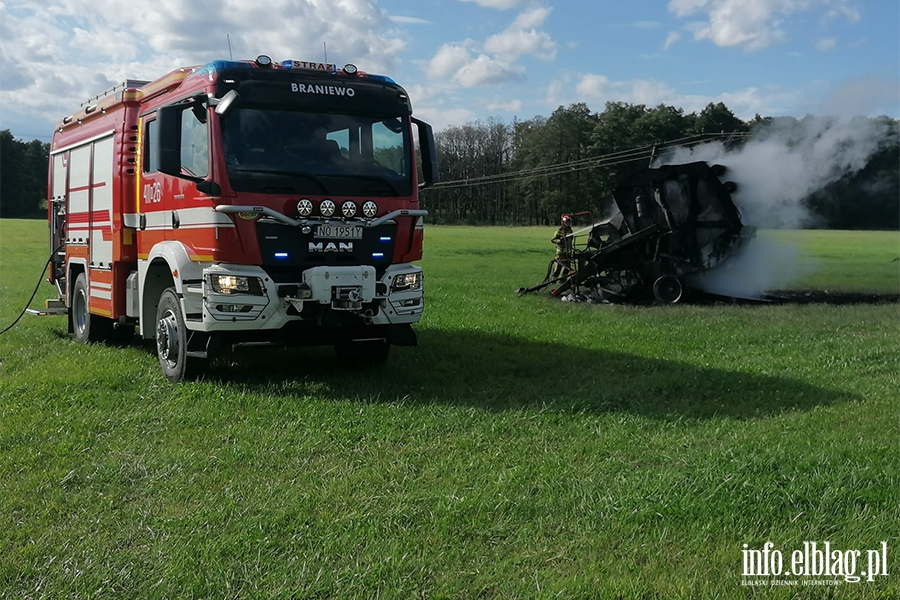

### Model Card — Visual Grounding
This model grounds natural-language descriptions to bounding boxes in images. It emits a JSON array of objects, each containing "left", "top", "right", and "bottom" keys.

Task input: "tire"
[
  {"left": 334, "top": 339, "right": 391, "bottom": 367},
  {"left": 71, "top": 273, "right": 112, "bottom": 343},
  {"left": 155, "top": 287, "right": 204, "bottom": 382},
  {"left": 652, "top": 275, "right": 684, "bottom": 304}
]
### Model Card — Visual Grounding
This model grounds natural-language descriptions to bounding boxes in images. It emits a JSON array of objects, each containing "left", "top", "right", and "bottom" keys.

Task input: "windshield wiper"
[{"left": 231, "top": 169, "right": 329, "bottom": 193}]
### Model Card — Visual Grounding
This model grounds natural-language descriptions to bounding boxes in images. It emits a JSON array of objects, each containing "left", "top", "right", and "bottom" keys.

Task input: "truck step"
[{"left": 26, "top": 307, "right": 68, "bottom": 316}]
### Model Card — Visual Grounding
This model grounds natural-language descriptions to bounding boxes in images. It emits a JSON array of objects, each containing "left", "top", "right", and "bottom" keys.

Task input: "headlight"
[
  {"left": 208, "top": 275, "right": 263, "bottom": 295},
  {"left": 342, "top": 201, "right": 357, "bottom": 217},
  {"left": 320, "top": 199, "right": 336, "bottom": 217},
  {"left": 362, "top": 200, "right": 378, "bottom": 218},
  {"left": 391, "top": 272, "right": 423, "bottom": 292}
]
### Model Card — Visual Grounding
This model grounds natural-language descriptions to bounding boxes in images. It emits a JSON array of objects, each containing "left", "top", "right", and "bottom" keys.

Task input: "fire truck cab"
[{"left": 45, "top": 55, "right": 438, "bottom": 381}]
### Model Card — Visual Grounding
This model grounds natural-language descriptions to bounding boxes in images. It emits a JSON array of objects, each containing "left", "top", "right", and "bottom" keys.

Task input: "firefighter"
[{"left": 549, "top": 214, "right": 574, "bottom": 296}]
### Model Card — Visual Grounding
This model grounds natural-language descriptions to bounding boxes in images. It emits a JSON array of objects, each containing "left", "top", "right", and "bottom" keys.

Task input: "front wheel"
[{"left": 155, "top": 288, "right": 204, "bottom": 382}]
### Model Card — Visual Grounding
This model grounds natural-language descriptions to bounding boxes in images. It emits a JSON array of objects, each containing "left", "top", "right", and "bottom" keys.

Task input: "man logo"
[{"left": 309, "top": 242, "right": 353, "bottom": 253}]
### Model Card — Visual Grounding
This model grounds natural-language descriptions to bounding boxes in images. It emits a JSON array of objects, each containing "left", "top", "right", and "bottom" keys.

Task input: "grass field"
[{"left": 1, "top": 219, "right": 898, "bottom": 598}]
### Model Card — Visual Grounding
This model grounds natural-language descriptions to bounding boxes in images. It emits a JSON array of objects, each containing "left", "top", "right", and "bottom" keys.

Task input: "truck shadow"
[{"left": 210, "top": 327, "right": 858, "bottom": 421}]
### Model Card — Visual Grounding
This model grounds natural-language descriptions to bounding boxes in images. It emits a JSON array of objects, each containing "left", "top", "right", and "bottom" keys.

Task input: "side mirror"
[
  {"left": 214, "top": 90, "right": 240, "bottom": 116},
  {"left": 412, "top": 117, "right": 439, "bottom": 189},
  {"left": 155, "top": 99, "right": 215, "bottom": 193},
  {"left": 156, "top": 105, "right": 183, "bottom": 178}
]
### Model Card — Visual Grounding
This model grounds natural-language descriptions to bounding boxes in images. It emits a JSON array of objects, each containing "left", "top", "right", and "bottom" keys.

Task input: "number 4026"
[{"left": 143, "top": 181, "right": 162, "bottom": 204}]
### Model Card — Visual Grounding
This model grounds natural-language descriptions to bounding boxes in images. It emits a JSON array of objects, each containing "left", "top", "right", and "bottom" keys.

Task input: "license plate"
[{"left": 315, "top": 224, "right": 363, "bottom": 240}]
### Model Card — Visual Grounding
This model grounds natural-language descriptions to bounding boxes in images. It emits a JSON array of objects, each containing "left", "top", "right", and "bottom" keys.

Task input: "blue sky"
[{"left": 1, "top": 0, "right": 897, "bottom": 141}]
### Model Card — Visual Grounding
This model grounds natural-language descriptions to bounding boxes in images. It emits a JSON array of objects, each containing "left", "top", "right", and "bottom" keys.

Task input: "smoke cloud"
[
  {"left": 688, "top": 235, "right": 816, "bottom": 298},
  {"left": 658, "top": 115, "right": 893, "bottom": 296},
  {"left": 660, "top": 115, "right": 893, "bottom": 229}
]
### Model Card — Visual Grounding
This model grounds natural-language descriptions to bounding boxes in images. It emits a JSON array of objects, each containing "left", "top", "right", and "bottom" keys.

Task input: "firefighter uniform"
[{"left": 549, "top": 216, "right": 573, "bottom": 292}]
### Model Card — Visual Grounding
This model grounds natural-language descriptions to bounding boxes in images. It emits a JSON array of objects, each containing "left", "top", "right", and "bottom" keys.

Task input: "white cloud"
[
  {"left": 486, "top": 99, "right": 524, "bottom": 113},
  {"left": 664, "top": 31, "right": 682, "bottom": 50},
  {"left": 632, "top": 21, "right": 663, "bottom": 30},
  {"left": 484, "top": 7, "right": 556, "bottom": 61},
  {"left": 405, "top": 84, "right": 478, "bottom": 130},
  {"left": 510, "top": 6, "right": 552, "bottom": 30},
  {"left": 667, "top": 0, "right": 863, "bottom": 52},
  {"left": 0, "top": 0, "right": 409, "bottom": 135},
  {"left": 388, "top": 15, "right": 433, "bottom": 25},
  {"left": 571, "top": 74, "right": 676, "bottom": 108},
  {"left": 629, "top": 80, "right": 679, "bottom": 105},
  {"left": 421, "top": 6, "right": 554, "bottom": 87},
  {"left": 427, "top": 44, "right": 476, "bottom": 79},
  {"left": 423, "top": 43, "right": 525, "bottom": 88},
  {"left": 575, "top": 74, "right": 611, "bottom": 99},
  {"left": 459, "top": 0, "right": 529, "bottom": 9},
  {"left": 827, "top": 4, "right": 861, "bottom": 23},
  {"left": 71, "top": 27, "right": 138, "bottom": 62},
  {"left": 550, "top": 71, "right": 799, "bottom": 120},
  {"left": 455, "top": 54, "right": 526, "bottom": 87},
  {"left": 816, "top": 37, "right": 837, "bottom": 51},
  {"left": 419, "top": 106, "right": 479, "bottom": 131},
  {"left": 484, "top": 28, "right": 556, "bottom": 62}
]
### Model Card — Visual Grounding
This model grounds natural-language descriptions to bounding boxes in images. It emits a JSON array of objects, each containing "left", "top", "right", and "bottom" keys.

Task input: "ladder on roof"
[{"left": 80, "top": 79, "right": 150, "bottom": 107}]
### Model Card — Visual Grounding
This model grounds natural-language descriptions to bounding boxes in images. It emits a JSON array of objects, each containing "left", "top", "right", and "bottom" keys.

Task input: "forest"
[
  {"left": 0, "top": 130, "right": 50, "bottom": 218},
  {"left": 1, "top": 100, "right": 897, "bottom": 229},
  {"left": 422, "top": 102, "right": 900, "bottom": 230}
]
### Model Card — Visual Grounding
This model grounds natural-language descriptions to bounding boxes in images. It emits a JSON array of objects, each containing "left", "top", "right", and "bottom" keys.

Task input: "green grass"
[
  {"left": 765, "top": 229, "right": 900, "bottom": 293},
  {"left": 1, "top": 220, "right": 899, "bottom": 599}
]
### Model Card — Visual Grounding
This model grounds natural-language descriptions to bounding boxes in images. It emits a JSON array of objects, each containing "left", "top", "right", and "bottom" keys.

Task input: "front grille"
[{"left": 257, "top": 221, "right": 397, "bottom": 282}]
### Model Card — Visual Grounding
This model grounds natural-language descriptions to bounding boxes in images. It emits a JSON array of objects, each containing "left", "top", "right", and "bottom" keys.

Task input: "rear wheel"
[
  {"left": 335, "top": 339, "right": 391, "bottom": 367},
  {"left": 71, "top": 273, "right": 112, "bottom": 343},
  {"left": 652, "top": 275, "right": 684, "bottom": 304},
  {"left": 156, "top": 288, "right": 204, "bottom": 382}
]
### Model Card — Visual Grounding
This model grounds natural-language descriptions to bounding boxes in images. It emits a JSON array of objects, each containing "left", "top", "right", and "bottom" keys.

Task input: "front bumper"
[{"left": 186, "top": 262, "right": 424, "bottom": 334}]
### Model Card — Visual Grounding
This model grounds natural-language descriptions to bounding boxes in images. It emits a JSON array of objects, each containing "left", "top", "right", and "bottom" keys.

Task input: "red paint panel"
[
  {"left": 68, "top": 211, "right": 91, "bottom": 224},
  {"left": 69, "top": 181, "right": 108, "bottom": 194},
  {"left": 91, "top": 209, "right": 111, "bottom": 222},
  {"left": 89, "top": 269, "right": 113, "bottom": 284}
]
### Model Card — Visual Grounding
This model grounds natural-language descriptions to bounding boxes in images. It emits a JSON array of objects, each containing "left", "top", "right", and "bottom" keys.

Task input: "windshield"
[{"left": 221, "top": 108, "right": 412, "bottom": 197}]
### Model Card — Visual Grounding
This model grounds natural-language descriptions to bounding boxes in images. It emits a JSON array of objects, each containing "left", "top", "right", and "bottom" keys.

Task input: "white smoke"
[
  {"left": 688, "top": 235, "right": 816, "bottom": 298},
  {"left": 659, "top": 115, "right": 893, "bottom": 229},
  {"left": 657, "top": 116, "right": 893, "bottom": 296}
]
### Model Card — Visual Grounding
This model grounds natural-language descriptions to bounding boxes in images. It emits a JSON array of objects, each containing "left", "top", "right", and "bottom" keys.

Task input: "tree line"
[
  {"left": 420, "top": 102, "right": 900, "bottom": 230},
  {"left": 0, "top": 130, "right": 50, "bottom": 218},
  {"left": 1, "top": 100, "right": 897, "bottom": 230}
]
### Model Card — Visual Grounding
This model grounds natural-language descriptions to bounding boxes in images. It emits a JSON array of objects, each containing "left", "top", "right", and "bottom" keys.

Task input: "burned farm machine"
[{"left": 519, "top": 161, "right": 756, "bottom": 304}]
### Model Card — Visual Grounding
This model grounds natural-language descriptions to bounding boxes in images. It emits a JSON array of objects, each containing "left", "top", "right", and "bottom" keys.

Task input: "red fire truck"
[{"left": 42, "top": 55, "right": 438, "bottom": 381}]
